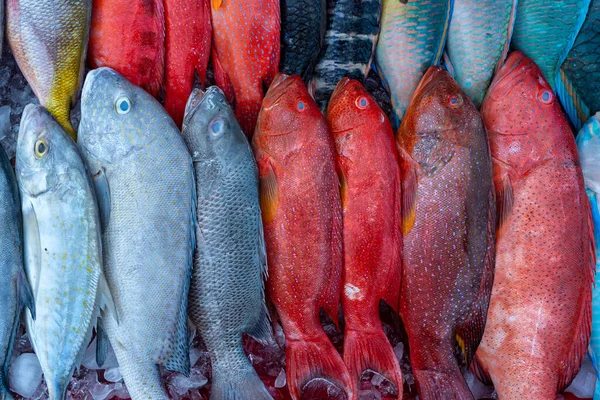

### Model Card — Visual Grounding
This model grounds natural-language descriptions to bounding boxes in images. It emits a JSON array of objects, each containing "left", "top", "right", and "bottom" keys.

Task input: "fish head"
[{"left": 16, "top": 104, "right": 78, "bottom": 197}]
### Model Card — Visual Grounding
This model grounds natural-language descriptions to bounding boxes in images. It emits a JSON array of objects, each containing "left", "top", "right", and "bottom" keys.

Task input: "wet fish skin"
[
  {"left": 252, "top": 73, "right": 356, "bottom": 400},
  {"left": 182, "top": 86, "right": 272, "bottom": 400},
  {"left": 7, "top": 0, "right": 92, "bottom": 139},
  {"left": 0, "top": 143, "right": 34, "bottom": 400},
  {"left": 473, "top": 51, "right": 594, "bottom": 399},
  {"left": 280, "top": 0, "right": 325, "bottom": 81},
  {"left": 446, "top": 0, "right": 517, "bottom": 108},
  {"left": 88, "top": 0, "right": 165, "bottom": 98},
  {"left": 16, "top": 104, "right": 110, "bottom": 400},
  {"left": 397, "top": 67, "right": 495, "bottom": 400},
  {"left": 78, "top": 68, "right": 195, "bottom": 400},
  {"left": 326, "top": 78, "right": 403, "bottom": 394},
  {"left": 311, "top": 0, "right": 381, "bottom": 111}
]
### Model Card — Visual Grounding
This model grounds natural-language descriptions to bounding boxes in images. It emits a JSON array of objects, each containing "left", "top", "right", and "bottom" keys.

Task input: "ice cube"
[
  {"left": 394, "top": 342, "right": 404, "bottom": 361},
  {"left": 358, "top": 389, "right": 382, "bottom": 400},
  {"left": 104, "top": 367, "right": 122, "bottom": 383},
  {"left": 565, "top": 357, "right": 597, "bottom": 398},
  {"left": 275, "top": 369, "right": 286, "bottom": 388},
  {"left": 189, "top": 347, "right": 203, "bottom": 367},
  {"left": 464, "top": 369, "right": 495, "bottom": 400},
  {"left": 9, "top": 353, "right": 43, "bottom": 398},
  {"left": 82, "top": 337, "right": 119, "bottom": 370},
  {"left": 168, "top": 369, "right": 208, "bottom": 396}
]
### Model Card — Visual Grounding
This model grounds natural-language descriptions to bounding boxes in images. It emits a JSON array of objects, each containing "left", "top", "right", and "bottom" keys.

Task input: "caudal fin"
[
  {"left": 287, "top": 335, "right": 356, "bottom": 400},
  {"left": 413, "top": 369, "right": 473, "bottom": 400},
  {"left": 343, "top": 329, "right": 403, "bottom": 396},
  {"left": 211, "top": 362, "right": 272, "bottom": 400}
]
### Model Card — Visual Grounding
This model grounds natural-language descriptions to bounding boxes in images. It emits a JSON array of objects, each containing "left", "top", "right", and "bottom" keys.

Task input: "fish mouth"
[
  {"left": 413, "top": 66, "right": 445, "bottom": 99},
  {"left": 486, "top": 51, "right": 531, "bottom": 99},
  {"left": 330, "top": 77, "right": 351, "bottom": 103}
]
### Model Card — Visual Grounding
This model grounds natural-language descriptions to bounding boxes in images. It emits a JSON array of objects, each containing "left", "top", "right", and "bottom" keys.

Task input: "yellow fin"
[
  {"left": 397, "top": 144, "right": 418, "bottom": 235},
  {"left": 456, "top": 333, "right": 467, "bottom": 361},
  {"left": 211, "top": 0, "right": 222, "bottom": 10},
  {"left": 259, "top": 162, "right": 279, "bottom": 224}
]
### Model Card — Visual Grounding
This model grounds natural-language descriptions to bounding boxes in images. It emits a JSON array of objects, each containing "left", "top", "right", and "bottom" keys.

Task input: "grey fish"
[
  {"left": 0, "top": 142, "right": 34, "bottom": 400},
  {"left": 310, "top": 0, "right": 381, "bottom": 111},
  {"left": 16, "top": 104, "right": 114, "bottom": 400},
  {"left": 77, "top": 67, "right": 196, "bottom": 400},
  {"left": 182, "top": 86, "right": 272, "bottom": 400}
]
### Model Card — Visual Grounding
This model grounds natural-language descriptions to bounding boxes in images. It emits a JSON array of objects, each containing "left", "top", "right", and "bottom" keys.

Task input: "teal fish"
[
  {"left": 446, "top": 0, "right": 517, "bottom": 108},
  {"left": 375, "top": 0, "right": 453, "bottom": 127}
]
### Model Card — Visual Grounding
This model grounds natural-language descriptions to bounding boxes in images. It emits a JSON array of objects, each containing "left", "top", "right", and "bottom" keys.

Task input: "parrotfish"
[
  {"left": 280, "top": 0, "right": 326, "bottom": 81},
  {"left": 0, "top": 142, "right": 35, "bottom": 400},
  {"left": 7, "top": 0, "right": 92, "bottom": 139},
  {"left": 446, "top": 0, "right": 517, "bottom": 108},
  {"left": 88, "top": 0, "right": 165, "bottom": 98},
  {"left": 164, "top": 0, "right": 212, "bottom": 127},
  {"left": 182, "top": 87, "right": 272, "bottom": 400},
  {"left": 575, "top": 112, "right": 600, "bottom": 400},
  {"left": 326, "top": 78, "right": 403, "bottom": 394},
  {"left": 252, "top": 74, "right": 355, "bottom": 400},
  {"left": 310, "top": 0, "right": 381, "bottom": 111},
  {"left": 78, "top": 68, "right": 196, "bottom": 400},
  {"left": 473, "top": 51, "right": 594, "bottom": 399},
  {"left": 211, "top": 0, "right": 280, "bottom": 137},
  {"left": 397, "top": 67, "right": 495, "bottom": 399},
  {"left": 375, "top": 0, "right": 453, "bottom": 127},
  {"left": 16, "top": 104, "right": 114, "bottom": 400}
]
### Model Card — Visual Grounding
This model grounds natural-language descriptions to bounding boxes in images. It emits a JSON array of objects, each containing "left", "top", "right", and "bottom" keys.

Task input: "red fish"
[
  {"left": 252, "top": 74, "right": 356, "bottom": 400},
  {"left": 164, "top": 0, "right": 212, "bottom": 127},
  {"left": 473, "top": 51, "right": 594, "bottom": 399},
  {"left": 89, "top": 0, "right": 164, "bottom": 97},
  {"left": 326, "top": 78, "right": 403, "bottom": 395},
  {"left": 397, "top": 66, "right": 496, "bottom": 399},
  {"left": 212, "top": 0, "right": 280, "bottom": 137}
]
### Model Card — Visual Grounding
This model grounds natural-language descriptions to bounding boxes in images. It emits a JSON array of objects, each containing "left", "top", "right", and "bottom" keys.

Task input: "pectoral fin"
[
  {"left": 18, "top": 268, "right": 35, "bottom": 320},
  {"left": 211, "top": 0, "right": 222, "bottom": 10},
  {"left": 397, "top": 144, "right": 418, "bottom": 235},
  {"left": 22, "top": 200, "right": 41, "bottom": 298},
  {"left": 92, "top": 169, "right": 111, "bottom": 233},
  {"left": 98, "top": 274, "right": 118, "bottom": 325},
  {"left": 258, "top": 160, "right": 279, "bottom": 224}
]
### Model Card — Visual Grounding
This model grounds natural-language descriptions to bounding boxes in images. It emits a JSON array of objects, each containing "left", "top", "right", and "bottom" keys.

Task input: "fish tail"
[
  {"left": 46, "top": 376, "right": 69, "bottom": 400},
  {"left": 432, "top": 0, "right": 454, "bottom": 67},
  {"left": 495, "top": 0, "right": 518, "bottom": 74},
  {"left": 343, "top": 329, "right": 403, "bottom": 396},
  {"left": 413, "top": 369, "right": 473, "bottom": 400},
  {"left": 556, "top": 68, "right": 590, "bottom": 130},
  {"left": 287, "top": 334, "right": 357, "bottom": 400},
  {"left": 211, "top": 356, "right": 273, "bottom": 400}
]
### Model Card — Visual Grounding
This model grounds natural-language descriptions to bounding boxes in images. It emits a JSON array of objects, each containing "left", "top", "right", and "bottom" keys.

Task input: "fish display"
[
  {"left": 252, "top": 74, "right": 355, "bottom": 400},
  {"left": 7, "top": 0, "right": 92, "bottom": 139},
  {"left": 16, "top": 104, "right": 113, "bottom": 400},
  {"left": 0, "top": 143, "right": 35, "bottom": 400},
  {"left": 575, "top": 112, "right": 600, "bottom": 400},
  {"left": 211, "top": 0, "right": 280, "bottom": 137},
  {"left": 446, "top": 0, "right": 517, "bottom": 108},
  {"left": 280, "top": 0, "right": 326, "bottom": 81},
  {"left": 473, "top": 51, "right": 594, "bottom": 399},
  {"left": 326, "top": 78, "right": 403, "bottom": 393},
  {"left": 78, "top": 68, "right": 196, "bottom": 399},
  {"left": 310, "top": 0, "right": 381, "bottom": 111},
  {"left": 397, "top": 66, "right": 495, "bottom": 399},
  {"left": 182, "top": 86, "right": 272, "bottom": 400},
  {"left": 375, "top": 0, "right": 453, "bottom": 127},
  {"left": 88, "top": 0, "right": 165, "bottom": 98},
  {"left": 164, "top": 0, "right": 212, "bottom": 127},
  {"left": 561, "top": 0, "right": 600, "bottom": 129}
]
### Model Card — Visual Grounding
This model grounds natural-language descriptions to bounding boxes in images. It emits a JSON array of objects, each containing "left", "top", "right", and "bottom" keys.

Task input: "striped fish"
[
  {"left": 310, "top": 0, "right": 381, "bottom": 111},
  {"left": 375, "top": 0, "right": 453, "bottom": 127},
  {"left": 575, "top": 113, "right": 600, "bottom": 400},
  {"left": 446, "top": 0, "right": 517, "bottom": 108}
]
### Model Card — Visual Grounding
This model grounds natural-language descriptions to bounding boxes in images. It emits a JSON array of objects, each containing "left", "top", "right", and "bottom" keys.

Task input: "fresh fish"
[
  {"left": 397, "top": 66, "right": 495, "bottom": 399},
  {"left": 561, "top": 0, "right": 600, "bottom": 129},
  {"left": 375, "top": 0, "right": 453, "bottom": 127},
  {"left": 446, "top": 0, "right": 517, "bottom": 108},
  {"left": 511, "top": 0, "right": 590, "bottom": 92},
  {"left": 0, "top": 142, "right": 35, "bottom": 400},
  {"left": 78, "top": 68, "right": 195, "bottom": 400},
  {"left": 182, "top": 86, "right": 272, "bottom": 400},
  {"left": 164, "top": 0, "right": 212, "bottom": 127},
  {"left": 88, "top": 0, "right": 165, "bottom": 98},
  {"left": 7, "top": 0, "right": 92, "bottom": 139},
  {"left": 310, "top": 0, "right": 381, "bottom": 111},
  {"left": 326, "top": 78, "right": 403, "bottom": 393},
  {"left": 252, "top": 74, "right": 355, "bottom": 400},
  {"left": 575, "top": 112, "right": 600, "bottom": 400},
  {"left": 16, "top": 104, "right": 114, "bottom": 400},
  {"left": 473, "top": 51, "right": 594, "bottom": 399},
  {"left": 211, "top": 0, "right": 280, "bottom": 137},
  {"left": 280, "top": 0, "right": 326, "bottom": 81}
]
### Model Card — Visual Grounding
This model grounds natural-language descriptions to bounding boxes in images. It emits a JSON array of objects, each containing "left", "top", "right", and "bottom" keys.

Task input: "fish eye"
[
  {"left": 209, "top": 118, "right": 225, "bottom": 137},
  {"left": 115, "top": 96, "right": 132, "bottom": 115},
  {"left": 537, "top": 89, "right": 554, "bottom": 104},
  {"left": 448, "top": 94, "right": 463, "bottom": 108},
  {"left": 355, "top": 96, "right": 369, "bottom": 109},
  {"left": 34, "top": 139, "right": 48, "bottom": 159},
  {"left": 296, "top": 100, "right": 306, "bottom": 112}
]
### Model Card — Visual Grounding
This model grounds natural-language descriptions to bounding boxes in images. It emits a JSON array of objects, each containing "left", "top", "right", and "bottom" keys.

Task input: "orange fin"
[
  {"left": 257, "top": 157, "right": 279, "bottom": 224},
  {"left": 211, "top": 46, "right": 235, "bottom": 105},
  {"left": 397, "top": 144, "right": 418, "bottom": 235},
  {"left": 211, "top": 0, "right": 222, "bottom": 10},
  {"left": 287, "top": 335, "right": 357, "bottom": 400},
  {"left": 494, "top": 158, "right": 514, "bottom": 234}
]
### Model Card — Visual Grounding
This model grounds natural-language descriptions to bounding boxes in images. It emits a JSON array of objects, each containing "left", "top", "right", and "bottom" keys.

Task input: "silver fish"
[
  {"left": 77, "top": 68, "right": 196, "bottom": 400},
  {"left": 16, "top": 104, "right": 114, "bottom": 400},
  {"left": 0, "top": 142, "right": 35, "bottom": 400},
  {"left": 182, "top": 87, "right": 272, "bottom": 400}
]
